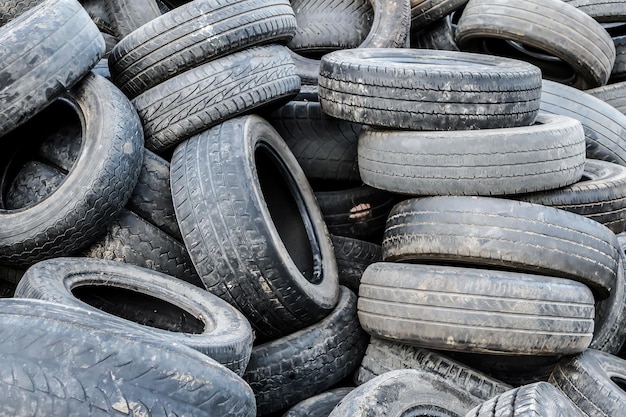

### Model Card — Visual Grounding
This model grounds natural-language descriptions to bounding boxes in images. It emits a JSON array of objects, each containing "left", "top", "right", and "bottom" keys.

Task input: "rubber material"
[
  {"left": 283, "top": 387, "right": 354, "bottom": 417},
  {"left": 331, "top": 235, "right": 381, "bottom": 293},
  {"left": 586, "top": 80, "right": 626, "bottom": 115},
  {"left": 104, "top": 0, "right": 161, "bottom": 40}
]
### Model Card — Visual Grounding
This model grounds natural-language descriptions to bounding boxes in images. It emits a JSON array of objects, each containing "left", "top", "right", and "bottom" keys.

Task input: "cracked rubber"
[
  {"left": 170, "top": 115, "right": 339, "bottom": 341},
  {"left": 0, "top": 298, "right": 256, "bottom": 416},
  {"left": 318, "top": 48, "right": 542, "bottom": 130},
  {"left": 383, "top": 196, "right": 620, "bottom": 298},
  {"left": 132, "top": 44, "right": 300, "bottom": 152},
  {"left": 109, "top": 0, "right": 297, "bottom": 98},
  {"left": 331, "top": 235, "right": 381, "bottom": 293},
  {"left": 243, "top": 287, "right": 368, "bottom": 416}
]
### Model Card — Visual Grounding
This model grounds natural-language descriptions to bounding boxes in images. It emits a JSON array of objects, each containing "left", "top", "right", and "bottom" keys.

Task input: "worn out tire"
[
  {"left": 612, "top": 35, "right": 626, "bottom": 81},
  {"left": 411, "top": 13, "right": 459, "bottom": 50},
  {"left": 0, "top": 0, "right": 104, "bottom": 138},
  {"left": 359, "top": 263, "right": 595, "bottom": 354},
  {"left": 563, "top": 0, "right": 626, "bottom": 23},
  {"left": 0, "top": 298, "right": 256, "bottom": 416},
  {"left": 15, "top": 257, "right": 253, "bottom": 375},
  {"left": 410, "top": 0, "right": 468, "bottom": 28},
  {"left": 170, "top": 115, "right": 339, "bottom": 341},
  {"left": 318, "top": 48, "right": 542, "bottom": 130},
  {"left": 331, "top": 235, "right": 381, "bottom": 293},
  {"left": 357, "top": 113, "right": 585, "bottom": 195},
  {"left": 455, "top": 0, "right": 615, "bottom": 89},
  {"left": 109, "top": 0, "right": 297, "bottom": 98},
  {"left": 104, "top": 0, "right": 161, "bottom": 40},
  {"left": 0, "top": 0, "right": 44, "bottom": 25},
  {"left": 383, "top": 196, "right": 620, "bottom": 298},
  {"left": 586, "top": 80, "right": 626, "bottom": 115},
  {"left": 283, "top": 387, "right": 354, "bottom": 417},
  {"left": 243, "top": 287, "right": 368, "bottom": 415},
  {"left": 133, "top": 44, "right": 300, "bottom": 152}
]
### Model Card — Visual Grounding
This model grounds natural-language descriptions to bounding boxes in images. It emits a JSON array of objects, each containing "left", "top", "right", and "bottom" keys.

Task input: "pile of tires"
[{"left": 1, "top": 0, "right": 626, "bottom": 415}]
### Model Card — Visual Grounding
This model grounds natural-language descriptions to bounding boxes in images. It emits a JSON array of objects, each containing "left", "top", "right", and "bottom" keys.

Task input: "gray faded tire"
[
  {"left": 0, "top": 0, "right": 44, "bottom": 25},
  {"left": 0, "top": 0, "right": 104, "bottom": 138},
  {"left": 15, "top": 257, "right": 253, "bottom": 375},
  {"left": 331, "top": 235, "right": 381, "bottom": 293},
  {"left": 318, "top": 48, "right": 542, "bottom": 130},
  {"left": 329, "top": 369, "right": 476, "bottom": 417},
  {"left": 290, "top": 0, "right": 410, "bottom": 85},
  {"left": 265, "top": 98, "right": 362, "bottom": 182},
  {"left": 283, "top": 387, "right": 354, "bottom": 417},
  {"left": 541, "top": 79, "right": 626, "bottom": 166},
  {"left": 455, "top": 0, "right": 615, "bottom": 89},
  {"left": 383, "top": 196, "right": 620, "bottom": 298},
  {"left": 517, "top": 159, "right": 626, "bottom": 233},
  {"left": 0, "top": 73, "right": 144, "bottom": 266},
  {"left": 355, "top": 337, "right": 511, "bottom": 403},
  {"left": 612, "top": 35, "right": 626, "bottom": 81},
  {"left": 243, "top": 287, "right": 368, "bottom": 416},
  {"left": 410, "top": 0, "right": 468, "bottom": 29},
  {"left": 465, "top": 381, "right": 584, "bottom": 417},
  {"left": 549, "top": 349, "right": 626, "bottom": 416},
  {"left": 109, "top": 0, "right": 297, "bottom": 98},
  {"left": 0, "top": 298, "right": 256, "bottom": 416},
  {"left": 170, "top": 115, "right": 339, "bottom": 341},
  {"left": 359, "top": 263, "right": 594, "bottom": 355},
  {"left": 104, "top": 0, "right": 161, "bottom": 40},
  {"left": 586, "top": 80, "right": 626, "bottom": 115},
  {"left": 133, "top": 44, "right": 300, "bottom": 152},
  {"left": 357, "top": 113, "right": 585, "bottom": 196},
  {"left": 563, "top": 0, "right": 626, "bottom": 23}
]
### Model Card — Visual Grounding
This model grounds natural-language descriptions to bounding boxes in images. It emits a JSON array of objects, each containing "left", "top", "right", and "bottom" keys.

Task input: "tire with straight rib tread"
[{"left": 586, "top": 80, "right": 626, "bottom": 115}]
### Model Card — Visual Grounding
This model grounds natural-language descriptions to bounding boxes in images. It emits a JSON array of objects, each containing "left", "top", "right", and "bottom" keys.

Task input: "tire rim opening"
[
  {"left": 400, "top": 405, "right": 462, "bottom": 417},
  {"left": 611, "top": 376, "right": 626, "bottom": 392},
  {"left": 255, "top": 143, "right": 323, "bottom": 285},
  {"left": 72, "top": 284, "right": 205, "bottom": 334}
]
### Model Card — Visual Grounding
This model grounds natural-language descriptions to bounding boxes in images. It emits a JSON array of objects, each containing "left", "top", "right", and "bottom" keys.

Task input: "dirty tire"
[
  {"left": 0, "top": 298, "right": 256, "bottom": 416},
  {"left": 0, "top": 0, "right": 44, "bottom": 26},
  {"left": 563, "top": 0, "right": 626, "bottom": 23},
  {"left": 243, "top": 287, "right": 368, "bottom": 416},
  {"left": 0, "top": 0, "right": 104, "bottom": 138},
  {"left": 357, "top": 113, "right": 585, "bottom": 196},
  {"left": 0, "top": 73, "right": 144, "bottom": 266},
  {"left": 455, "top": 0, "right": 615, "bottom": 89},
  {"left": 465, "top": 381, "right": 583, "bottom": 417},
  {"left": 586, "top": 80, "right": 626, "bottom": 115},
  {"left": 541, "top": 79, "right": 626, "bottom": 166},
  {"left": 410, "top": 0, "right": 468, "bottom": 28},
  {"left": 318, "top": 48, "right": 542, "bottom": 130},
  {"left": 356, "top": 337, "right": 511, "bottom": 402},
  {"left": 265, "top": 98, "right": 362, "bottom": 182},
  {"left": 283, "top": 387, "right": 354, "bottom": 417},
  {"left": 5, "top": 162, "right": 65, "bottom": 210},
  {"left": 612, "top": 35, "right": 626, "bottom": 81},
  {"left": 383, "top": 196, "right": 620, "bottom": 298},
  {"left": 549, "top": 349, "right": 626, "bottom": 416},
  {"left": 411, "top": 13, "right": 459, "bottom": 50},
  {"left": 517, "top": 159, "right": 626, "bottom": 233},
  {"left": 358, "top": 262, "right": 595, "bottom": 354},
  {"left": 15, "top": 257, "right": 253, "bottom": 375},
  {"left": 133, "top": 44, "right": 300, "bottom": 152},
  {"left": 170, "top": 115, "right": 339, "bottom": 341},
  {"left": 331, "top": 235, "right": 381, "bottom": 293},
  {"left": 104, "top": 0, "right": 161, "bottom": 40},
  {"left": 109, "top": 0, "right": 297, "bottom": 98},
  {"left": 329, "top": 369, "right": 476, "bottom": 417}
]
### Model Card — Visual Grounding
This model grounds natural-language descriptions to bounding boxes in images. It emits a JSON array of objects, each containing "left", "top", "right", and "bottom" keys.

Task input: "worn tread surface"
[
  {"left": 612, "top": 35, "right": 626, "bottom": 81},
  {"left": 109, "top": 0, "right": 297, "bottom": 98},
  {"left": 331, "top": 235, "right": 381, "bottom": 293},
  {"left": 383, "top": 196, "right": 620, "bottom": 298},
  {"left": 410, "top": 0, "right": 468, "bottom": 28},
  {"left": 133, "top": 44, "right": 300, "bottom": 152},
  {"left": 0, "top": 0, "right": 44, "bottom": 25},
  {"left": 586, "top": 80, "right": 626, "bottom": 115},
  {"left": 358, "top": 262, "right": 595, "bottom": 355},
  {"left": 563, "top": 0, "right": 626, "bottom": 22}
]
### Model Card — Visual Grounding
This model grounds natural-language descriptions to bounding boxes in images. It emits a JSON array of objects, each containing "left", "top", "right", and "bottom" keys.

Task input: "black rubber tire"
[
  {"left": 5, "top": 161, "right": 65, "bottom": 210},
  {"left": 314, "top": 184, "right": 397, "bottom": 243},
  {"left": 410, "top": 0, "right": 468, "bottom": 29},
  {"left": 541, "top": 79, "right": 626, "bottom": 166},
  {"left": 516, "top": 159, "right": 626, "bottom": 233},
  {"left": 290, "top": 0, "right": 410, "bottom": 85},
  {"left": 549, "top": 349, "right": 626, "bottom": 416},
  {"left": 586, "top": 80, "right": 626, "bottom": 115},
  {"left": 383, "top": 196, "right": 620, "bottom": 298},
  {"left": 243, "top": 287, "right": 368, "bottom": 416},
  {"left": 357, "top": 113, "right": 586, "bottom": 196},
  {"left": 331, "top": 235, "right": 381, "bottom": 293},
  {"left": 0, "top": 0, "right": 104, "bottom": 138},
  {"left": 355, "top": 337, "right": 511, "bottom": 403},
  {"left": 411, "top": 13, "right": 459, "bottom": 50},
  {"left": 465, "top": 381, "right": 583, "bottom": 417},
  {"left": 358, "top": 262, "right": 595, "bottom": 355},
  {"left": 132, "top": 44, "right": 300, "bottom": 152},
  {"left": 104, "top": 0, "right": 161, "bottom": 40},
  {"left": 455, "top": 0, "right": 615, "bottom": 89},
  {"left": 15, "top": 257, "right": 253, "bottom": 375},
  {"left": 283, "top": 387, "right": 354, "bottom": 417},
  {"left": 109, "top": 0, "right": 297, "bottom": 98},
  {"left": 0, "top": 73, "right": 144, "bottom": 266},
  {"left": 170, "top": 115, "right": 339, "bottom": 341},
  {"left": 612, "top": 35, "right": 626, "bottom": 81},
  {"left": 265, "top": 98, "right": 362, "bottom": 182},
  {"left": 563, "top": 0, "right": 626, "bottom": 23},
  {"left": 329, "top": 369, "right": 476, "bottom": 417},
  {"left": 0, "top": 0, "right": 44, "bottom": 26},
  {"left": 318, "top": 48, "right": 542, "bottom": 131},
  {"left": 0, "top": 298, "right": 256, "bottom": 416}
]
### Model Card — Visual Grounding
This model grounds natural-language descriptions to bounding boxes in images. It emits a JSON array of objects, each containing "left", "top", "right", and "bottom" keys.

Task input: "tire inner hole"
[
  {"left": 72, "top": 284, "right": 205, "bottom": 334},
  {"left": 612, "top": 376, "right": 626, "bottom": 392}
]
